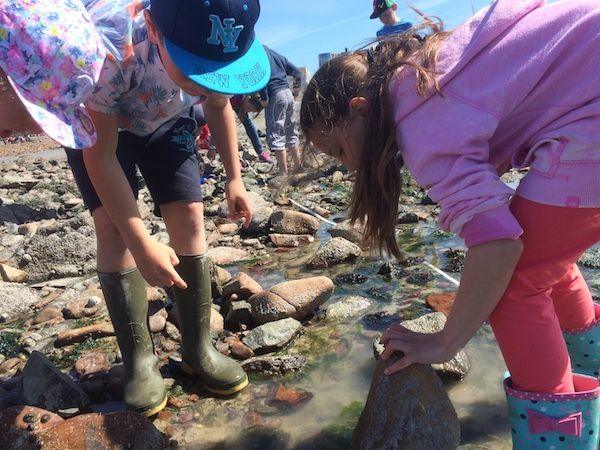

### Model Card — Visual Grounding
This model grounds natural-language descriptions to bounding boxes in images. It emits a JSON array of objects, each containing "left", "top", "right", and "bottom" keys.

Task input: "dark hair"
[{"left": 300, "top": 20, "right": 448, "bottom": 258}]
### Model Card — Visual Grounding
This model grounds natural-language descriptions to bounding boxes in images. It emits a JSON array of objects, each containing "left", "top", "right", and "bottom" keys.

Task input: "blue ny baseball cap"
[{"left": 151, "top": 0, "right": 270, "bottom": 95}]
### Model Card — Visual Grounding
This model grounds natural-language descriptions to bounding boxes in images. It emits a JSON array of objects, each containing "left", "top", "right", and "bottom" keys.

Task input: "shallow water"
[{"left": 165, "top": 219, "right": 524, "bottom": 449}]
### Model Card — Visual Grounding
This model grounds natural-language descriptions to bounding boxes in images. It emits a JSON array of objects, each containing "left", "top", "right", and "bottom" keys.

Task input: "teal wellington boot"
[
  {"left": 173, "top": 255, "right": 248, "bottom": 395},
  {"left": 504, "top": 374, "right": 600, "bottom": 449},
  {"left": 563, "top": 302, "right": 600, "bottom": 378},
  {"left": 98, "top": 268, "right": 167, "bottom": 416}
]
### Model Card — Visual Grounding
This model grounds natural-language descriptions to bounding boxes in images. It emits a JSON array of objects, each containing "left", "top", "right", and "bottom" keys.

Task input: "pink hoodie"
[{"left": 390, "top": 0, "right": 600, "bottom": 247}]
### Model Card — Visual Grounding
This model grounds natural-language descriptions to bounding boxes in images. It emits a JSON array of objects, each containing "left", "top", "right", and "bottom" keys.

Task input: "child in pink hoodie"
[{"left": 301, "top": 0, "right": 600, "bottom": 447}]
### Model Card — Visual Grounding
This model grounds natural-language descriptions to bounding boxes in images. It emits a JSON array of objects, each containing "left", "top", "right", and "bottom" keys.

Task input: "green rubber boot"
[
  {"left": 173, "top": 255, "right": 248, "bottom": 395},
  {"left": 98, "top": 268, "right": 167, "bottom": 416}
]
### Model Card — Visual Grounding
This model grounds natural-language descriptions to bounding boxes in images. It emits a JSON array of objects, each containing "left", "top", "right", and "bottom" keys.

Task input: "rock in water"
[{"left": 352, "top": 354, "right": 460, "bottom": 450}]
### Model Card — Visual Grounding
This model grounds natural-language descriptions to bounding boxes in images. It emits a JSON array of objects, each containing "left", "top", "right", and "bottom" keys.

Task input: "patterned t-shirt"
[{"left": 84, "top": 0, "right": 202, "bottom": 136}]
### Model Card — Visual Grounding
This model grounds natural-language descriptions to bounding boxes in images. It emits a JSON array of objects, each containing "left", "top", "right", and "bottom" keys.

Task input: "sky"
[{"left": 255, "top": 0, "right": 492, "bottom": 76}]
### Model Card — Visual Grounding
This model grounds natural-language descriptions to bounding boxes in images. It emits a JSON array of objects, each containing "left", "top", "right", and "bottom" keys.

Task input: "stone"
[
  {"left": 426, "top": 292, "right": 456, "bottom": 316},
  {"left": 35, "top": 411, "right": 168, "bottom": 449},
  {"left": 0, "top": 263, "right": 28, "bottom": 282},
  {"left": 306, "top": 237, "right": 362, "bottom": 269},
  {"left": 74, "top": 351, "right": 110, "bottom": 381},
  {"left": 270, "top": 209, "right": 320, "bottom": 235},
  {"left": 222, "top": 272, "right": 263, "bottom": 301},
  {"left": 32, "top": 306, "right": 63, "bottom": 325},
  {"left": 206, "top": 246, "right": 248, "bottom": 265},
  {"left": 0, "top": 406, "right": 63, "bottom": 449},
  {"left": 55, "top": 322, "right": 114, "bottom": 347},
  {"left": 22, "top": 351, "right": 91, "bottom": 413},
  {"left": 242, "top": 318, "right": 303, "bottom": 355},
  {"left": 269, "top": 233, "right": 314, "bottom": 247},
  {"left": 217, "top": 222, "right": 239, "bottom": 235},
  {"left": 351, "top": 356, "right": 460, "bottom": 450}
]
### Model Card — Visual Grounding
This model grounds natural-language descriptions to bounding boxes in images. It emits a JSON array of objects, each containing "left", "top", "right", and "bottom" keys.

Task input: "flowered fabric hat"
[{"left": 0, "top": 0, "right": 106, "bottom": 149}]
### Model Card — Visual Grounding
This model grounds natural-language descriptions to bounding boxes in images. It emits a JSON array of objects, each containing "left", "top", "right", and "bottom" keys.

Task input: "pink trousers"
[{"left": 488, "top": 196, "right": 600, "bottom": 394}]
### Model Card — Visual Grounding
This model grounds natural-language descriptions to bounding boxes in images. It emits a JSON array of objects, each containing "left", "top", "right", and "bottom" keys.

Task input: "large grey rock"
[
  {"left": 352, "top": 355, "right": 460, "bottom": 450},
  {"left": 242, "top": 318, "right": 303, "bottom": 355}
]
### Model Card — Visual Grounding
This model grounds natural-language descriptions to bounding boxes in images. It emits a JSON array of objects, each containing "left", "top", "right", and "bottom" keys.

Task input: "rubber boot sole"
[
  {"left": 132, "top": 393, "right": 168, "bottom": 418},
  {"left": 180, "top": 361, "right": 249, "bottom": 395}
]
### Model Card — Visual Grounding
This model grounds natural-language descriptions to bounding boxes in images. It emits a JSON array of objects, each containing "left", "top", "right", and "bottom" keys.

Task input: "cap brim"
[
  {"left": 9, "top": 79, "right": 96, "bottom": 149},
  {"left": 370, "top": 11, "right": 380, "bottom": 19},
  {"left": 165, "top": 38, "right": 270, "bottom": 95}
]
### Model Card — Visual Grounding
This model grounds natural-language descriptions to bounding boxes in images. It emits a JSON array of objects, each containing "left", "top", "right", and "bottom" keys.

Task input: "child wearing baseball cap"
[
  {"left": 370, "top": 0, "right": 412, "bottom": 37},
  {"left": 52, "top": 0, "right": 268, "bottom": 417}
]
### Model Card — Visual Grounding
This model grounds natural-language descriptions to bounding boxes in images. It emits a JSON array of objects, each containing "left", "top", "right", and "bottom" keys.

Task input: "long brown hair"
[{"left": 300, "top": 20, "right": 449, "bottom": 258}]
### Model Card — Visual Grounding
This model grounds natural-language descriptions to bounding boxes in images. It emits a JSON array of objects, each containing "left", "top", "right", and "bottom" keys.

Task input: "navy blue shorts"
[{"left": 66, "top": 116, "right": 203, "bottom": 215}]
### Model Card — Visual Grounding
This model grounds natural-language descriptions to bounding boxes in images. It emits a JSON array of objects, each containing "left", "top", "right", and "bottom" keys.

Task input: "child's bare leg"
[
  {"left": 289, "top": 145, "right": 303, "bottom": 170},
  {"left": 274, "top": 149, "right": 288, "bottom": 175},
  {"left": 92, "top": 206, "right": 135, "bottom": 272},
  {"left": 161, "top": 201, "right": 207, "bottom": 255}
]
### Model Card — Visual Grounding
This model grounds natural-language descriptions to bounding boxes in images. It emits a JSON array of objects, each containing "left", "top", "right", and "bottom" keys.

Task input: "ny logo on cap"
[{"left": 207, "top": 15, "right": 244, "bottom": 53}]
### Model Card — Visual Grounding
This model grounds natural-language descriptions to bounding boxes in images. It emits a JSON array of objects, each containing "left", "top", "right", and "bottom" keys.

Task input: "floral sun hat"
[{"left": 0, "top": 0, "right": 107, "bottom": 149}]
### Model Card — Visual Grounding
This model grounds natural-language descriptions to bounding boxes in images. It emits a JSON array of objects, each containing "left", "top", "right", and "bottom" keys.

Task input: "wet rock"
[
  {"left": 246, "top": 206, "right": 274, "bottom": 234},
  {"left": 329, "top": 219, "right": 365, "bottom": 245},
  {"left": 333, "top": 273, "right": 367, "bottom": 285},
  {"left": 224, "top": 300, "right": 253, "bottom": 331},
  {"left": 21, "top": 351, "right": 90, "bottom": 413},
  {"left": 269, "top": 233, "right": 314, "bottom": 247},
  {"left": 325, "top": 296, "right": 372, "bottom": 322},
  {"left": 225, "top": 424, "right": 290, "bottom": 450},
  {"left": 374, "top": 312, "right": 470, "bottom": 381},
  {"left": 426, "top": 292, "right": 456, "bottom": 317},
  {"left": 0, "top": 406, "right": 63, "bottom": 449},
  {"left": 306, "top": 237, "right": 361, "bottom": 269},
  {"left": 249, "top": 276, "right": 334, "bottom": 325},
  {"left": 270, "top": 384, "right": 313, "bottom": 409},
  {"left": 351, "top": 355, "right": 460, "bottom": 450},
  {"left": 223, "top": 335, "right": 255, "bottom": 359},
  {"left": 270, "top": 209, "right": 319, "bottom": 235},
  {"left": 241, "top": 354, "right": 307, "bottom": 376},
  {"left": 36, "top": 411, "right": 168, "bottom": 449},
  {"left": 377, "top": 262, "right": 409, "bottom": 279},
  {"left": 222, "top": 272, "right": 263, "bottom": 301},
  {"left": 242, "top": 318, "right": 303, "bottom": 355},
  {"left": 206, "top": 246, "right": 248, "bottom": 265},
  {"left": 0, "top": 263, "right": 28, "bottom": 282},
  {"left": 55, "top": 322, "right": 114, "bottom": 347}
]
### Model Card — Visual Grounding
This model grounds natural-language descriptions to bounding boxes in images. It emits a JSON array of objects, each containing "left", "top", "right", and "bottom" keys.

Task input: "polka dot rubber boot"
[
  {"left": 504, "top": 374, "right": 600, "bottom": 449},
  {"left": 563, "top": 303, "right": 600, "bottom": 378}
]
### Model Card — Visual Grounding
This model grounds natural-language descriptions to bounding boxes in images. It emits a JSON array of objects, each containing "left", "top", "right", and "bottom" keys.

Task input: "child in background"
[
  {"left": 230, "top": 94, "right": 273, "bottom": 162},
  {"left": 73, "top": 0, "right": 269, "bottom": 417},
  {"left": 301, "top": 0, "right": 600, "bottom": 447},
  {"left": 370, "top": 0, "right": 412, "bottom": 38},
  {"left": 260, "top": 46, "right": 304, "bottom": 175}
]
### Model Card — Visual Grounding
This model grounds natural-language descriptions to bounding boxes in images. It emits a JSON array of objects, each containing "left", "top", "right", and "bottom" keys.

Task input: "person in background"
[
  {"left": 301, "top": 1, "right": 600, "bottom": 448},
  {"left": 259, "top": 46, "right": 303, "bottom": 175},
  {"left": 65, "top": 0, "right": 269, "bottom": 417},
  {"left": 370, "top": 0, "right": 412, "bottom": 37},
  {"left": 230, "top": 94, "right": 273, "bottom": 162}
]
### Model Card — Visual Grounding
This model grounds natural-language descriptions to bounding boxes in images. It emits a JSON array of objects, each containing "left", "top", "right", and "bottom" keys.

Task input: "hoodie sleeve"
[{"left": 396, "top": 91, "right": 523, "bottom": 247}]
